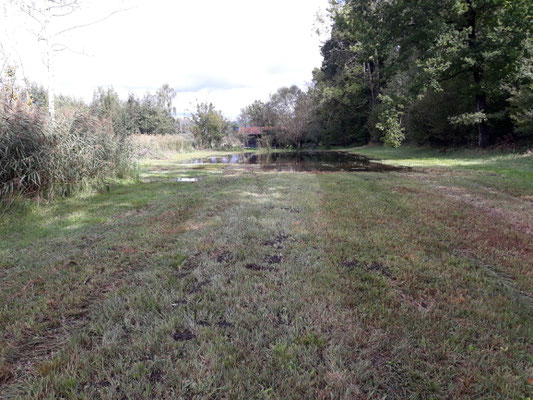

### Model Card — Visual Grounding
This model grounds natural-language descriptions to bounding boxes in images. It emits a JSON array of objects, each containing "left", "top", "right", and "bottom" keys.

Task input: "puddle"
[
  {"left": 183, "top": 151, "right": 405, "bottom": 172},
  {"left": 176, "top": 178, "right": 200, "bottom": 182},
  {"left": 142, "top": 177, "right": 203, "bottom": 183}
]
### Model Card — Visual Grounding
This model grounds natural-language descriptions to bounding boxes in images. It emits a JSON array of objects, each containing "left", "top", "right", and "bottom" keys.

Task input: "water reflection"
[{"left": 184, "top": 151, "right": 404, "bottom": 172}]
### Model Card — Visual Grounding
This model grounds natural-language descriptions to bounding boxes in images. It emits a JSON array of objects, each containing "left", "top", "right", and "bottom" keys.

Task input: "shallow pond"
[{"left": 184, "top": 151, "right": 405, "bottom": 172}]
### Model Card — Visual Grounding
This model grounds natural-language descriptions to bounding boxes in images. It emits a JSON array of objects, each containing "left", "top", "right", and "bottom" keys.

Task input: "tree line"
[
  {"left": 240, "top": 0, "right": 533, "bottom": 148},
  {"left": 238, "top": 85, "right": 317, "bottom": 148},
  {"left": 27, "top": 83, "right": 180, "bottom": 136}
]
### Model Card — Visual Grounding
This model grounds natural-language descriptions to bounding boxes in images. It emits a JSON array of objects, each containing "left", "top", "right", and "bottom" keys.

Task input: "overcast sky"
[{"left": 1, "top": 0, "right": 329, "bottom": 119}]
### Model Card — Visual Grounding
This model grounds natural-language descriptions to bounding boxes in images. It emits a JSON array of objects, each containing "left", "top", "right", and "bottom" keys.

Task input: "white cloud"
[{"left": 1, "top": 0, "right": 329, "bottom": 118}]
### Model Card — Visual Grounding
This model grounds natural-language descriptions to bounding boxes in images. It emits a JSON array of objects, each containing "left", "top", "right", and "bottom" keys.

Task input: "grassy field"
[{"left": 0, "top": 147, "right": 532, "bottom": 399}]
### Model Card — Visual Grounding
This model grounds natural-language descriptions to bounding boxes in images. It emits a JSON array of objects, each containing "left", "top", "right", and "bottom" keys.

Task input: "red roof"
[
  {"left": 238, "top": 126, "right": 287, "bottom": 136},
  {"left": 239, "top": 127, "right": 263, "bottom": 136}
]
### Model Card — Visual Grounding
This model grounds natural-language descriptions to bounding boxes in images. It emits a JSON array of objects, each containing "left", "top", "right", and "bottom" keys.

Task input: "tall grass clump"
[
  {"left": 131, "top": 133, "right": 195, "bottom": 158},
  {"left": 0, "top": 103, "right": 133, "bottom": 204}
]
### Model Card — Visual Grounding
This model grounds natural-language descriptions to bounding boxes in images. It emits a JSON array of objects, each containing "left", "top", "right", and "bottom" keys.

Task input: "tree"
[
  {"left": 410, "top": 0, "right": 533, "bottom": 146},
  {"left": 269, "top": 86, "right": 302, "bottom": 124},
  {"left": 137, "top": 93, "right": 176, "bottom": 135},
  {"left": 312, "top": 0, "right": 533, "bottom": 147},
  {"left": 90, "top": 86, "right": 124, "bottom": 135},
  {"left": 122, "top": 93, "right": 142, "bottom": 135},
  {"left": 190, "top": 102, "right": 229, "bottom": 149},
  {"left": 239, "top": 86, "right": 317, "bottom": 147},
  {"left": 156, "top": 83, "right": 176, "bottom": 115},
  {"left": 91, "top": 87, "right": 121, "bottom": 119},
  {"left": 289, "top": 89, "right": 317, "bottom": 147},
  {"left": 238, "top": 100, "right": 274, "bottom": 127},
  {"left": 508, "top": 47, "right": 533, "bottom": 139},
  {"left": 6, "top": 0, "right": 129, "bottom": 122}
]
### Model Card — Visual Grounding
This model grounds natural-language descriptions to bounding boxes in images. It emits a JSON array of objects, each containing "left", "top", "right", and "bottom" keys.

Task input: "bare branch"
[
  {"left": 52, "top": 42, "right": 90, "bottom": 56},
  {"left": 53, "top": 7, "right": 132, "bottom": 37},
  {"left": 19, "top": 5, "right": 45, "bottom": 25},
  {"left": 51, "top": 9, "right": 79, "bottom": 17},
  {"left": 46, "top": 0, "right": 79, "bottom": 11}
]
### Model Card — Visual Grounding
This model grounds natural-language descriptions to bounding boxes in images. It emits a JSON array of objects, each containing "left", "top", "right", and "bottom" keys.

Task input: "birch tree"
[{"left": 5, "top": 0, "right": 129, "bottom": 122}]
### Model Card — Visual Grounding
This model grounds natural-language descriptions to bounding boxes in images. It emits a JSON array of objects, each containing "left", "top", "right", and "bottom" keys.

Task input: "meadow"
[{"left": 0, "top": 146, "right": 531, "bottom": 399}]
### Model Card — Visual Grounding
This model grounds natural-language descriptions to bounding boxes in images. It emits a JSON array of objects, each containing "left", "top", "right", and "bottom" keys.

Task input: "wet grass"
[
  {"left": 0, "top": 148, "right": 531, "bottom": 399},
  {"left": 347, "top": 145, "right": 533, "bottom": 195}
]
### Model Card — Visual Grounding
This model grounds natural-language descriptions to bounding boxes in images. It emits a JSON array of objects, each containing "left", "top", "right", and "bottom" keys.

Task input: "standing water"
[{"left": 183, "top": 151, "right": 405, "bottom": 172}]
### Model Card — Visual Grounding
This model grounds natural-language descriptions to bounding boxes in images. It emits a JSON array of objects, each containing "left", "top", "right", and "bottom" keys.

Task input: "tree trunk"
[
  {"left": 367, "top": 55, "right": 384, "bottom": 106},
  {"left": 476, "top": 92, "right": 490, "bottom": 147},
  {"left": 44, "top": 11, "right": 55, "bottom": 123},
  {"left": 47, "top": 43, "right": 56, "bottom": 123},
  {"left": 367, "top": 61, "right": 377, "bottom": 105},
  {"left": 466, "top": 1, "right": 490, "bottom": 147}
]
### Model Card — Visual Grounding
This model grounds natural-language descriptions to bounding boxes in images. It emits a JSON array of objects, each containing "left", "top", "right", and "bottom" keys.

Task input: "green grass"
[
  {"left": 0, "top": 147, "right": 531, "bottom": 399},
  {"left": 344, "top": 144, "right": 531, "bottom": 167},
  {"left": 347, "top": 145, "right": 533, "bottom": 195}
]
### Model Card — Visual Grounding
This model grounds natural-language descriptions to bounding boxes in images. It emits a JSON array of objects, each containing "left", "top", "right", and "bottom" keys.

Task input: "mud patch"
[
  {"left": 342, "top": 259, "right": 393, "bottom": 278},
  {"left": 214, "top": 249, "right": 232, "bottom": 263},
  {"left": 245, "top": 263, "right": 274, "bottom": 272},
  {"left": 342, "top": 259, "right": 364, "bottom": 269},
  {"left": 265, "top": 255, "right": 283, "bottom": 265},
  {"left": 281, "top": 206, "right": 301, "bottom": 214},
  {"left": 176, "top": 254, "right": 200, "bottom": 273},
  {"left": 149, "top": 369, "right": 164, "bottom": 383},
  {"left": 368, "top": 262, "right": 392, "bottom": 277},
  {"left": 216, "top": 320, "right": 234, "bottom": 328},
  {"left": 392, "top": 186, "right": 422, "bottom": 194},
  {"left": 173, "top": 330, "right": 195, "bottom": 341},
  {"left": 263, "top": 233, "right": 290, "bottom": 248},
  {"left": 96, "top": 380, "right": 111, "bottom": 388},
  {"left": 187, "top": 279, "right": 210, "bottom": 294},
  {"left": 0, "top": 365, "right": 13, "bottom": 385}
]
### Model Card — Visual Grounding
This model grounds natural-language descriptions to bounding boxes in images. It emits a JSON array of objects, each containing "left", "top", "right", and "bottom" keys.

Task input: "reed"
[
  {"left": 0, "top": 103, "right": 132, "bottom": 203},
  {"left": 131, "top": 133, "right": 195, "bottom": 158}
]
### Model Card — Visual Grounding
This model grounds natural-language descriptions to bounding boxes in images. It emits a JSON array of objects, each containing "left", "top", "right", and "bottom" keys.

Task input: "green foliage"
[
  {"left": 90, "top": 85, "right": 177, "bottom": 136},
  {"left": 449, "top": 112, "right": 488, "bottom": 127},
  {"left": 191, "top": 102, "right": 230, "bottom": 149},
  {"left": 238, "top": 86, "right": 317, "bottom": 147},
  {"left": 375, "top": 96, "right": 405, "bottom": 148},
  {"left": 509, "top": 83, "right": 533, "bottom": 137},
  {"left": 238, "top": 100, "right": 274, "bottom": 127},
  {"left": 137, "top": 93, "right": 177, "bottom": 135},
  {"left": 508, "top": 53, "right": 533, "bottom": 138},
  {"left": 312, "top": 0, "right": 533, "bottom": 147},
  {"left": 29, "top": 84, "right": 48, "bottom": 109},
  {"left": 405, "top": 86, "right": 474, "bottom": 146}
]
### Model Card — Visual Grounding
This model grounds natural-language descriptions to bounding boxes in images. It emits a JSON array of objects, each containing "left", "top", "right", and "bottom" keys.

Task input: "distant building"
[{"left": 238, "top": 126, "right": 263, "bottom": 148}]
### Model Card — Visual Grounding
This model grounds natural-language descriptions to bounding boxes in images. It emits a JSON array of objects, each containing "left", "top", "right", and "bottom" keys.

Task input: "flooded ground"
[{"left": 183, "top": 151, "right": 406, "bottom": 172}]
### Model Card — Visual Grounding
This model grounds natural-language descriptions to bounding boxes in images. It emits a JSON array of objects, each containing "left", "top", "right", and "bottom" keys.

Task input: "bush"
[{"left": 0, "top": 104, "right": 132, "bottom": 202}]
